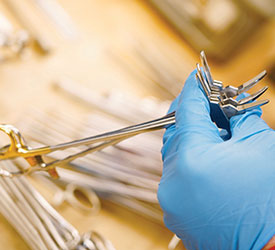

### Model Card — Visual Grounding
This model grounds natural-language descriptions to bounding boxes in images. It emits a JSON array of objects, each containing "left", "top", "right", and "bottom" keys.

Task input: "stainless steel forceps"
[
  {"left": 197, "top": 51, "right": 268, "bottom": 131},
  {"left": 0, "top": 51, "right": 269, "bottom": 178}
]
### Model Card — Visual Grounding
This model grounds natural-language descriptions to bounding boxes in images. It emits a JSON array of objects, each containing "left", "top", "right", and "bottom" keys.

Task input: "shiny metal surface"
[{"left": 196, "top": 51, "right": 268, "bottom": 132}]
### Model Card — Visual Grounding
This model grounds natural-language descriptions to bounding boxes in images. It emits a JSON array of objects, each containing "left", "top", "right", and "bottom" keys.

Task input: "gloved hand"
[{"left": 158, "top": 70, "right": 275, "bottom": 250}]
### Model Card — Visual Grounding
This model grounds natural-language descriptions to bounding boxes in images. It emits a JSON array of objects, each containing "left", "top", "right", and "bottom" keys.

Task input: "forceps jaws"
[
  {"left": 199, "top": 51, "right": 267, "bottom": 99},
  {"left": 197, "top": 51, "right": 269, "bottom": 132},
  {"left": 222, "top": 70, "right": 267, "bottom": 98}
]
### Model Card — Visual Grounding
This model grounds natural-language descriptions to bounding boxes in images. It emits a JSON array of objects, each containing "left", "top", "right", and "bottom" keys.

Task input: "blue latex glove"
[{"left": 158, "top": 70, "right": 275, "bottom": 250}]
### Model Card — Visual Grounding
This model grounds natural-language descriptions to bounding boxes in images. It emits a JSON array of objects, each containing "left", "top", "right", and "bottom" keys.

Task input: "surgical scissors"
[{"left": 0, "top": 51, "right": 269, "bottom": 178}]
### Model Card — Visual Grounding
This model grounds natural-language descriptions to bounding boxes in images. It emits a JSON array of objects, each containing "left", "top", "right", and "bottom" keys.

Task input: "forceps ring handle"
[{"left": 0, "top": 124, "right": 59, "bottom": 178}]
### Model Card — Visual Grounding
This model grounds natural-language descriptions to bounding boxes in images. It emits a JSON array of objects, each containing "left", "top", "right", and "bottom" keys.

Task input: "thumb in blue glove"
[{"left": 158, "top": 70, "right": 275, "bottom": 250}]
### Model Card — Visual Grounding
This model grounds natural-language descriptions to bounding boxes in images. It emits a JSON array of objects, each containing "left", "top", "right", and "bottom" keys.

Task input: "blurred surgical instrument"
[
  {"left": 3, "top": 0, "right": 52, "bottom": 54},
  {"left": 0, "top": 160, "right": 115, "bottom": 250},
  {"left": 30, "top": 0, "right": 78, "bottom": 39},
  {"left": 34, "top": 173, "right": 101, "bottom": 214},
  {"left": 0, "top": 13, "right": 30, "bottom": 60}
]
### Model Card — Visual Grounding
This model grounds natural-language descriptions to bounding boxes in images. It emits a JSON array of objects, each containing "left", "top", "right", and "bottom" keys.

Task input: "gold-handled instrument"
[{"left": 0, "top": 51, "right": 268, "bottom": 178}]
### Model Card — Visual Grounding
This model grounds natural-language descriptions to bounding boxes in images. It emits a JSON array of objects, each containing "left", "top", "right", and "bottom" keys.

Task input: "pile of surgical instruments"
[
  {"left": 0, "top": 160, "right": 114, "bottom": 250},
  {"left": 1, "top": 0, "right": 78, "bottom": 55}
]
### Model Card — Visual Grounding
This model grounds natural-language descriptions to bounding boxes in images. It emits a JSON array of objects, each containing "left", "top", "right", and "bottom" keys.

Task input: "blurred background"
[{"left": 0, "top": 0, "right": 274, "bottom": 249}]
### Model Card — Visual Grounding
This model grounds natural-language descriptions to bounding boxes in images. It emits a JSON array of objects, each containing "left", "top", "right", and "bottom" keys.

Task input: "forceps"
[
  {"left": 0, "top": 112, "right": 175, "bottom": 177},
  {"left": 0, "top": 51, "right": 268, "bottom": 178}
]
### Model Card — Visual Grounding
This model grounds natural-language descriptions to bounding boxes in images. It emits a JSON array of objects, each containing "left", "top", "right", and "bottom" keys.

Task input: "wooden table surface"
[{"left": 0, "top": 1, "right": 274, "bottom": 249}]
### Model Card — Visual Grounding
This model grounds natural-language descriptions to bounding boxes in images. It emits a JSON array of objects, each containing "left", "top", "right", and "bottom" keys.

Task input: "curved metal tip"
[
  {"left": 200, "top": 51, "right": 214, "bottom": 87},
  {"left": 252, "top": 70, "right": 267, "bottom": 83},
  {"left": 238, "top": 99, "right": 269, "bottom": 112},
  {"left": 238, "top": 70, "right": 268, "bottom": 95},
  {"left": 196, "top": 63, "right": 211, "bottom": 96},
  {"left": 196, "top": 62, "right": 200, "bottom": 69},
  {"left": 238, "top": 86, "right": 268, "bottom": 105}
]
